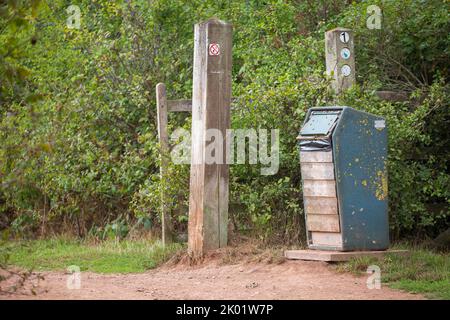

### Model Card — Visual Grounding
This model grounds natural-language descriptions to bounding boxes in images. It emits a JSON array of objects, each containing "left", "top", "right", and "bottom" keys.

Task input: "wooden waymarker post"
[
  {"left": 156, "top": 83, "right": 173, "bottom": 246},
  {"left": 325, "top": 28, "right": 355, "bottom": 93},
  {"left": 188, "top": 18, "right": 232, "bottom": 259}
]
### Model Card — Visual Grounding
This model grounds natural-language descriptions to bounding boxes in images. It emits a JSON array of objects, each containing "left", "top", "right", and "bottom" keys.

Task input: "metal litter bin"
[{"left": 298, "top": 106, "right": 389, "bottom": 251}]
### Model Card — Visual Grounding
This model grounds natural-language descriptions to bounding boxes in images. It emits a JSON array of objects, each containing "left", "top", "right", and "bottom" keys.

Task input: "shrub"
[{"left": 0, "top": 0, "right": 448, "bottom": 243}]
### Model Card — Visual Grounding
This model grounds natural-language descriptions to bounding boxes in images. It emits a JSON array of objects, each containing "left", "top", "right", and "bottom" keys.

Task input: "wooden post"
[
  {"left": 188, "top": 18, "right": 232, "bottom": 259},
  {"left": 156, "top": 83, "right": 173, "bottom": 246},
  {"left": 325, "top": 28, "right": 355, "bottom": 93}
]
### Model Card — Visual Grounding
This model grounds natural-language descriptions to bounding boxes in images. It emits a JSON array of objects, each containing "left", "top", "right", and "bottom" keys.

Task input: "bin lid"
[{"left": 300, "top": 110, "right": 340, "bottom": 136}]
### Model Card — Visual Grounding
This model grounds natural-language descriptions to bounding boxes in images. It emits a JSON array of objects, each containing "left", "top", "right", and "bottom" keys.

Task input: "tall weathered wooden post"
[
  {"left": 325, "top": 28, "right": 355, "bottom": 93},
  {"left": 188, "top": 18, "right": 232, "bottom": 259}
]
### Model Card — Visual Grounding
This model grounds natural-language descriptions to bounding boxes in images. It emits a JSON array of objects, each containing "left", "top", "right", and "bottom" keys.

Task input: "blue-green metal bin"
[{"left": 298, "top": 106, "right": 389, "bottom": 251}]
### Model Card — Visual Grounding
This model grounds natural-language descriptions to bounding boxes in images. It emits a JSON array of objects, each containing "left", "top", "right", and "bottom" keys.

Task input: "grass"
[
  {"left": 335, "top": 244, "right": 450, "bottom": 300},
  {"left": 5, "top": 238, "right": 183, "bottom": 273}
]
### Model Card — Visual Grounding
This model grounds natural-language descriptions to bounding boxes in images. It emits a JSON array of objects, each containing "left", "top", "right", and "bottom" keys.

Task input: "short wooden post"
[
  {"left": 156, "top": 83, "right": 173, "bottom": 246},
  {"left": 188, "top": 18, "right": 232, "bottom": 259},
  {"left": 325, "top": 28, "right": 355, "bottom": 93}
]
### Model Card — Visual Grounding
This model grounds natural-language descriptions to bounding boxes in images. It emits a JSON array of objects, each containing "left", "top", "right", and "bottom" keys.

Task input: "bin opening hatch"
[{"left": 300, "top": 110, "right": 340, "bottom": 136}]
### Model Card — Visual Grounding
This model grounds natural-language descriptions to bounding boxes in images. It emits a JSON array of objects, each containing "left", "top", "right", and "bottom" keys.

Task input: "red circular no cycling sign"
[{"left": 209, "top": 43, "right": 220, "bottom": 56}]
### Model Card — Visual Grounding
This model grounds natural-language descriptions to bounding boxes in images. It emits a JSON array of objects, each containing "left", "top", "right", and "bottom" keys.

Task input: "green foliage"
[
  {"left": 330, "top": 0, "right": 450, "bottom": 89},
  {"left": 0, "top": 0, "right": 42, "bottom": 105},
  {"left": 1, "top": 0, "right": 166, "bottom": 236},
  {"left": 89, "top": 218, "right": 130, "bottom": 240},
  {"left": 0, "top": 0, "right": 448, "bottom": 244},
  {"left": 131, "top": 159, "right": 190, "bottom": 230}
]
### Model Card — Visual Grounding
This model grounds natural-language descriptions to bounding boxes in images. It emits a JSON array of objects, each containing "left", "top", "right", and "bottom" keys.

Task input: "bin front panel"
[{"left": 332, "top": 108, "right": 389, "bottom": 251}]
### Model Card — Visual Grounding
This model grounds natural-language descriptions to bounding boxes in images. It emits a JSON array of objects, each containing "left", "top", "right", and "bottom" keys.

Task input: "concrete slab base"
[{"left": 284, "top": 249, "right": 409, "bottom": 262}]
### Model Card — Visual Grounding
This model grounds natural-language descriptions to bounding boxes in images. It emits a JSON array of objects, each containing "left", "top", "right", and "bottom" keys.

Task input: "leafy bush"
[
  {"left": 0, "top": 0, "right": 448, "bottom": 244},
  {"left": 332, "top": 0, "right": 450, "bottom": 90}
]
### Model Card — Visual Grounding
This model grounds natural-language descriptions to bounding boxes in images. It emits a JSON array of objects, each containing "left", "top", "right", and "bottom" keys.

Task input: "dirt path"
[{"left": 1, "top": 259, "right": 423, "bottom": 300}]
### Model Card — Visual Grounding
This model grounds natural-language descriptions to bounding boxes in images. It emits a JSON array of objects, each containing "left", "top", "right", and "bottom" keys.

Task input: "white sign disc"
[
  {"left": 339, "top": 31, "right": 350, "bottom": 44},
  {"left": 340, "top": 48, "right": 351, "bottom": 59},
  {"left": 341, "top": 64, "right": 351, "bottom": 77}
]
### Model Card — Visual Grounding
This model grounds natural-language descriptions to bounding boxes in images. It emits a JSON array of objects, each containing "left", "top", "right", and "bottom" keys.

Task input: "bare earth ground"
[{"left": 0, "top": 258, "right": 423, "bottom": 300}]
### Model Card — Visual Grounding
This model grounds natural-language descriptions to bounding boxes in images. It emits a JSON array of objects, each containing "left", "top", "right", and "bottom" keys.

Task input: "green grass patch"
[
  {"left": 5, "top": 238, "right": 183, "bottom": 273},
  {"left": 335, "top": 245, "right": 450, "bottom": 300}
]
